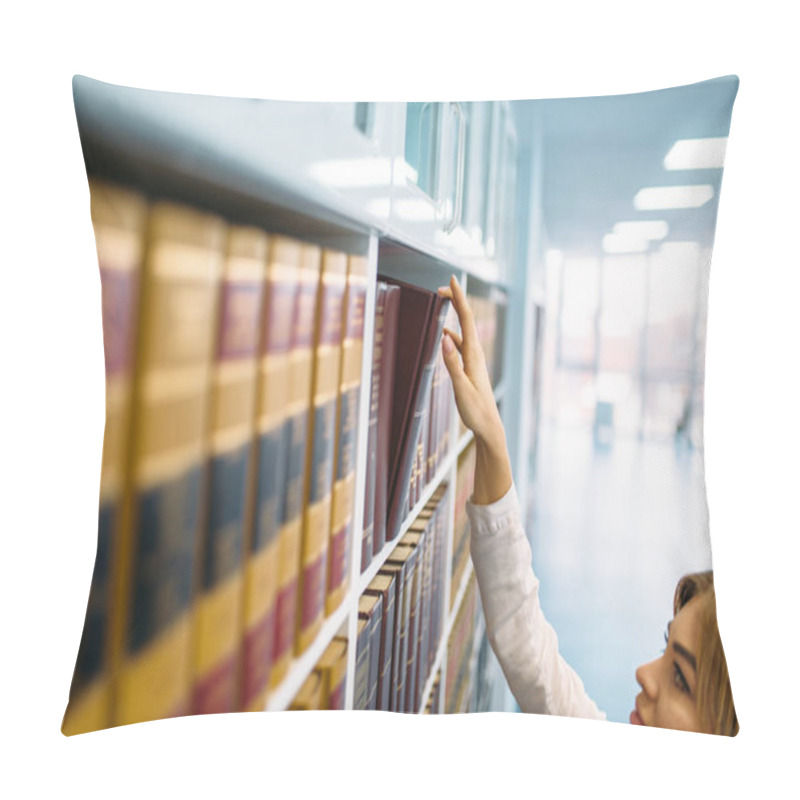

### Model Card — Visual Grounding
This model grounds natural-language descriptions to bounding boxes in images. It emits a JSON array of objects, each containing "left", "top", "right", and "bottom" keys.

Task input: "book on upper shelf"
[
  {"left": 371, "top": 282, "right": 400, "bottom": 561},
  {"left": 112, "top": 201, "right": 227, "bottom": 728},
  {"left": 239, "top": 236, "right": 301, "bottom": 711},
  {"left": 191, "top": 225, "right": 267, "bottom": 716},
  {"left": 297, "top": 249, "right": 348, "bottom": 654},
  {"left": 326, "top": 254, "right": 368, "bottom": 614},
  {"left": 378, "top": 276, "right": 450, "bottom": 542},
  {"left": 271, "top": 244, "right": 321, "bottom": 687},
  {"left": 62, "top": 179, "right": 148, "bottom": 736}
]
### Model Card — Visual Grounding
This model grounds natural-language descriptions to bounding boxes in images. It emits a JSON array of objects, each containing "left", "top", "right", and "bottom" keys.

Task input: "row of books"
[
  {"left": 63, "top": 178, "right": 460, "bottom": 734},
  {"left": 290, "top": 484, "right": 450, "bottom": 712},
  {"left": 467, "top": 292, "right": 504, "bottom": 390}
]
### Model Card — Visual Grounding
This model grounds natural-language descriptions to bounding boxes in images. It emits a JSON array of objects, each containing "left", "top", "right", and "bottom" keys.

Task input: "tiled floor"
[{"left": 525, "top": 422, "right": 713, "bottom": 724}]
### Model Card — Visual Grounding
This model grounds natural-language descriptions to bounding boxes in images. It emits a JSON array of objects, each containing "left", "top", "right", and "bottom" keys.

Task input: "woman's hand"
[{"left": 438, "top": 275, "right": 512, "bottom": 505}]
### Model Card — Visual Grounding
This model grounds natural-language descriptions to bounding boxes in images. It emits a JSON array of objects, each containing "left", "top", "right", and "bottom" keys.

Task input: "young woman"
[{"left": 437, "top": 276, "right": 738, "bottom": 736}]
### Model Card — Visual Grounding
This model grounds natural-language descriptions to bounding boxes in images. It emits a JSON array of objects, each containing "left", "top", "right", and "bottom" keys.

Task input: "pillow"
[{"left": 62, "top": 74, "right": 738, "bottom": 736}]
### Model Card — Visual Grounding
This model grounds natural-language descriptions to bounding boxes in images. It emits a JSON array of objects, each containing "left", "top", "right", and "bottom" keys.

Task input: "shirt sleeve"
[{"left": 466, "top": 483, "right": 606, "bottom": 721}]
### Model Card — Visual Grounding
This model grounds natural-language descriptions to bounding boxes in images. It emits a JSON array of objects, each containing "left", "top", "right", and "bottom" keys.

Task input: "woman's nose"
[{"left": 636, "top": 657, "right": 660, "bottom": 698}]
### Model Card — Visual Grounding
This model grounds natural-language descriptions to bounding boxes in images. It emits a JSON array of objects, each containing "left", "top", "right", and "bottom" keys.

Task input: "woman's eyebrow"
[{"left": 673, "top": 641, "right": 697, "bottom": 672}]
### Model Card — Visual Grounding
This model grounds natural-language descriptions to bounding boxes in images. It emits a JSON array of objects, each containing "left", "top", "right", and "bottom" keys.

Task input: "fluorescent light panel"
[
  {"left": 664, "top": 137, "right": 728, "bottom": 170},
  {"left": 633, "top": 185, "right": 714, "bottom": 210},
  {"left": 612, "top": 220, "right": 669, "bottom": 240}
]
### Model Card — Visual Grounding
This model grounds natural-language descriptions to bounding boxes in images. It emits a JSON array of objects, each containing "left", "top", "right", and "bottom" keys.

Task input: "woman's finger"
[
  {"left": 447, "top": 275, "right": 477, "bottom": 349},
  {"left": 442, "top": 326, "right": 463, "bottom": 352}
]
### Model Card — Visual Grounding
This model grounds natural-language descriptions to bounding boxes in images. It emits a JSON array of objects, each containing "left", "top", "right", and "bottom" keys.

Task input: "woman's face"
[{"left": 630, "top": 595, "right": 708, "bottom": 733}]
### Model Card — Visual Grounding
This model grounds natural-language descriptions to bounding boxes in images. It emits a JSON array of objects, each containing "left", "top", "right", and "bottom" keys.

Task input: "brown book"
[
  {"left": 361, "top": 283, "right": 385, "bottom": 571},
  {"left": 378, "top": 276, "right": 449, "bottom": 540},
  {"left": 358, "top": 592, "right": 383, "bottom": 711},
  {"left": 363, "top": 572, "right": 396, "bottom": 712},
  {"left": 316, "top": 636, "right": 348, "bottom": 710},
  {"left": 372, "top": 283, "right": 399, "bottom": 556}
]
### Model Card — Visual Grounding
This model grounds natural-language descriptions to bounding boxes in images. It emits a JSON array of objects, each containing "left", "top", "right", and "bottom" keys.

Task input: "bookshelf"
[{"left": 67, "top": 76, "right": 528, "bottom": 727}]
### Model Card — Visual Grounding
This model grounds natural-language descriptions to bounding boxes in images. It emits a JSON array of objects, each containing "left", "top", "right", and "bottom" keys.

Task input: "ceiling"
[{"left": 510, "top": 76, "right": 739, "bottom": 255}]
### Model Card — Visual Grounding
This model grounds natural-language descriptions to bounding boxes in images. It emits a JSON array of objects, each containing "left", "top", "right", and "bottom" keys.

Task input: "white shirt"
[{"left": 466, "top": 482, "right": 606, "bottom": 720}]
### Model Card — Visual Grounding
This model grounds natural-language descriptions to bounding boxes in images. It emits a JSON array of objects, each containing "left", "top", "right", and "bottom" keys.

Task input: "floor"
[{"left": 525, "top": 422, "right": 713, "bottom": 724}]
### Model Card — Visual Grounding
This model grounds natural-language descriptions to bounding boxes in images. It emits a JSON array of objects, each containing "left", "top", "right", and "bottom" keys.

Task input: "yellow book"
[
  {"left": 316, "top": 636, "right": 348, "bottom": 710},
  {"left": 271, "top": 243, "right": 321, "bottom": 685},
  {"left": 326, "top": 254, "right": 368, "bottom": 615},
  {"left": 62, "top": 180, "right": 147, "bottom": 736},
  {"left": 191, "top": 225, "right": 267, "bottom": 715},
  {"left": 297, "top": 249, "right": 348, "bottom": 654},
  {"left": 240, "top": 235, "right": 301, "bottom": 710},
  {"left": 111, "top": 201, "right": 226, "bottom": 728},
  {"left": 289, "top": 669, "right": 324, "bottom": 711}
]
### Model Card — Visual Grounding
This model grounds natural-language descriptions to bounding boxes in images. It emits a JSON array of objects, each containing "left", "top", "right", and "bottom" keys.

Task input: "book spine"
[
  {"left": 297, "top": 249, "right": 347, "bottom": 654},
  {"left": 289, "top": 670, "right": 324, "bottom": 711},
  {"left": 63, "top": 181, "right": 147, "bottom": 736},
  {"left": 327, "top": 254, "right": 367, "bottom": 613},
  {"left": 373, "top": 284, "right": 399, "bottom": 553},
  {"left": 111, "top": 202, "right": 225, "bottom": 727},
  {"left": 379, "top": 561, "right": 406, "bottom": 712},
  {"left": 363, "top": 576, "right": 395, "bottom": 712},
  {"left": 353, "top": 618, "right": 371, "bottom": 711},
  {"left": 192, "top": 227, "right": 267, "bottom": 715},
  {"left": 271, "top": 244, "right": 321, "bottom": 686},
  {"left": 316, "top": 636, "right": 348, "bottom": 710},
  {"left": 239, "top": 239, "right": 299, "bottom": 710},
  {"left": 358, "top": 593, "right": 383, "bottom": 711}
]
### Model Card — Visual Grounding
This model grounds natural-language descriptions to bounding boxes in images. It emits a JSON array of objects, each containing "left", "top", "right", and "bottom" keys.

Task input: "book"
[
  {"left": 361, "top": 282, "right": 386, "bottom": 571},
  {"left": 362, "top": 572, "right": 396, "bottom": 712},
  {"left": 62, "top": 180, "right": 147, "bottom": 736},
  {"left": 111, "top": 201, "right": 226, "bottom": 727},
  {"left": 316, "top": 636, "right": 348, "bottom": 710},
  {"left": 384, "top": 542, "right": 421, "bottom": 712},
  {"left": 353, "top": 617, "right": 371, "bottom": 711},
  {"left": 289, "top": 669, "right": 324, "bottom": 711},
  {"left": 297, "top": 249, "right": 348, "bottom": 654},
  {"left": 271, "top": 243, "right": 321, "bottom": 686},
  {"left": 372, "top": 283, "right": 399, "bottom": 557},
  {"left": 192, "top": 225, "right": 267, "bottom": 715},
  {"left": 451, "top": 441, "right": 476, "bottom": 609},
  {"left": 240, "top": 235, "right": 301, "bottom": 711},
  {"left": 358, "top": 591, "right": 383, "bottom": 711},
  {"left": 327, "top": 254, "right": 368, "bottom": 614},
  {"left": 377, "top": 559, "right": 407, "bottom": 713},
  {"left": 378, "top": 276, "right": 449, "bottom": 540}
]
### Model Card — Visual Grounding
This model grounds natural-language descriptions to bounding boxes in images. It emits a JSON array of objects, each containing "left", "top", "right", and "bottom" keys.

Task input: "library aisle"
[{"left": 528, "top": 421, "right": 712, "bottom": 724}]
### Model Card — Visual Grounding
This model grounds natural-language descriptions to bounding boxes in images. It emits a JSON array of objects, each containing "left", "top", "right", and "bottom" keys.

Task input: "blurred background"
[{"left": 511, "top": 80, "right": 733, "bottom": 723}]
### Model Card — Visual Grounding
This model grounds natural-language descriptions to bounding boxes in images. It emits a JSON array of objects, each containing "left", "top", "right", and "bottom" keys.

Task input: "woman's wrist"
[{"left": 472, "top": 423, "right": 513, "bottom": 506}]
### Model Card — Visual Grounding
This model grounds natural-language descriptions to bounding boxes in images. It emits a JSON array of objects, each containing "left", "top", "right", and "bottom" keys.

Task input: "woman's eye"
[{"left": 672, "top": 663, "right": 690, "bottom": 695}]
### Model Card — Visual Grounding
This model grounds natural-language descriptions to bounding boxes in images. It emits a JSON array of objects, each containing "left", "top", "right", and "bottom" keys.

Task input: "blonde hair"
[{"left": 674, "top": 571, "right": 739, "bottom": 736}]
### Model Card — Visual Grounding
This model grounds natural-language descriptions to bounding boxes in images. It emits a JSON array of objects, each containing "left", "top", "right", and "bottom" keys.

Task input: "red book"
[
  {"left": 373, "top": 283, "right": 399, "bottom": 556},
  {"left": 378, "top": 276, "right": 449, "bottom": 541},
  {"left": 361, "top": 284, "right": 386, "bottom": 570}
]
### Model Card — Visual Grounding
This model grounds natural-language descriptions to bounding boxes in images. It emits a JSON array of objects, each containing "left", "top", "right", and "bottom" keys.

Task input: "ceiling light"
[
  {"left": 664, "top": 137, "right": 728, "bottom": 170},
  {"left": 602, "top": 234, "right": 649, "bottom": 254},
  {"left": 612, "top": 221, "right": 669, "bottom": 240},
  {"left": 633, "top": 185, "right": 714, "bottom": 210}
]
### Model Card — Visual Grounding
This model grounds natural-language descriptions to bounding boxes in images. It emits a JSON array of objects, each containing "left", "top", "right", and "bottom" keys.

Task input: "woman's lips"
[{"left": 630, "top": 708, "right": 644, "bottom": 725}]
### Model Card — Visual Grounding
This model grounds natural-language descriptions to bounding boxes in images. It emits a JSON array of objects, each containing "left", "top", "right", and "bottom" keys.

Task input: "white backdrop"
[{"left": 2, "top": 2, "right": 796, "bottom": 797}]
